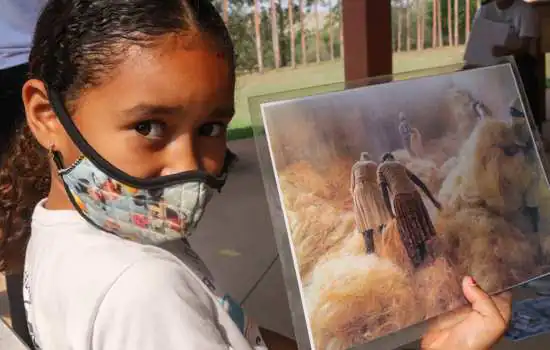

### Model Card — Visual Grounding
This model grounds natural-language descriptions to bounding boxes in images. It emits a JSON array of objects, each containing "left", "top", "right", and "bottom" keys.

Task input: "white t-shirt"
[
  {"left": 0, "top": 0, "right": 47, "bottom": 70},
  {"left": 476, "top": 0, "right": 539, "bottom": 55},
  {"left": 23, "top": 199, "right": 269, "bottom": 350}
]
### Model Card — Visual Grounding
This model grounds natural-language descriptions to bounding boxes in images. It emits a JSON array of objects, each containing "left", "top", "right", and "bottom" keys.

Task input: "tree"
[
  {"left": 327, "top": 0, "right": 335, "bottom": 60},
  {"left": 406, "top": 5, "right": 411, "bottom": 51},
  {"left": 437, "top": 0, "right": 443, "bottom": 47},
  {"left": 397, "top": 7, "right": 403, "bottom": 51},
  {"left": 416, "top": 0, "right": 422, "bottom": 50},
  {"left": 254, "top": 0, "right": 264, "bottom": 72},
  {"left": 223, "top": 0, "right": 229, "bottom": 24},
  {"left": 314, "top": 0, "right": 321, "bottom": 63},
  {"left": 270, "top": 0, "right": 281, "bottom": 68},
  {"left": 339, "top": 0, "right": 344, "bottom": 59},
  {"left": 432, "top": 0, "right": 437, "bottom": 47},
  {"left": 420, "top": 0, "right": 426, "bottom": 49},
  {"left": 288, "top": 0, "right": 296, "bottom": 68},
  {"left": 466, "top": 0, "right": 471, "bottom": 40},
  {"left": 454, "top": 0, "right": 459, "bottom": 45},
  {"left": 300, "top": 0, "right": 307, "bottom": 64},
  {"left": 447, "top": 0, "right": 452, "bottom": 46}
]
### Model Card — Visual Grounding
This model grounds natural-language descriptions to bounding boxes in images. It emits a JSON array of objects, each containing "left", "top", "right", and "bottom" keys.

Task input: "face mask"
[{"left": 48, "top": 89, "right": 228, "bottom": 244}]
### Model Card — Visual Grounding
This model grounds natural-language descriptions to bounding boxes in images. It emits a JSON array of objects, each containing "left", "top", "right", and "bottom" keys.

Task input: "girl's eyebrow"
[
  {"left": 209, "top": 106, "right": 235, "bottom": 120},
  {"left": 122, "top": 105, "right": 234, "bottom": 120},
  {"left": 123, "top": 104, "right": 186, "bottom": 118}
]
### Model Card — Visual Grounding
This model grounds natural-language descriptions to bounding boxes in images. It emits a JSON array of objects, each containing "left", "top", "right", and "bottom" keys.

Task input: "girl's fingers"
[
  {"left": 425, "top": 305, "right": 469, "bottom": 333},
  {"left": 492, "top": 292, "right": 513, "bottom": 324},
  {"left": 462, "top": 276, "right": 507, "bottom": 324}
]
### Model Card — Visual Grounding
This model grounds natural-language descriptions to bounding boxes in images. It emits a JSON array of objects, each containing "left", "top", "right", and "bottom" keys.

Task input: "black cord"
[{"left": 240, "top": 253, "right": 280, "bottom": 305}]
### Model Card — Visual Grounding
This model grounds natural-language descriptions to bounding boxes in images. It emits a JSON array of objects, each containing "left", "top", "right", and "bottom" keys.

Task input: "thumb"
[{"left": 462, "top": 276, "right": 502, "bottom": 320}]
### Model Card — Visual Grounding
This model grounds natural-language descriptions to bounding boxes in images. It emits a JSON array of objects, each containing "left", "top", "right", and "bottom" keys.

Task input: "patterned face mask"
[
  {"left": 56, "top": 156, "right": 219, "bottom": 243},
  {"left": 48, "top": 88, "right": 228, "bottom": 244}
]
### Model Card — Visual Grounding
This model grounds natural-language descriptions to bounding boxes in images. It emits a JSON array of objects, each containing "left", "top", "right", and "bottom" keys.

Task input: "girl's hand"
[{"left": 421, "top": 276, "right": 512, "bottom": 350}]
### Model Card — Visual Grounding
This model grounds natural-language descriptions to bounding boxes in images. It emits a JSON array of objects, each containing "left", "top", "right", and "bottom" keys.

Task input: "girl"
[
  {"left": 1, "top": 1, "right": 48, "bottom": 344},
  {"left": 0, "top": 0, "right": 511, "bottom": 349}
]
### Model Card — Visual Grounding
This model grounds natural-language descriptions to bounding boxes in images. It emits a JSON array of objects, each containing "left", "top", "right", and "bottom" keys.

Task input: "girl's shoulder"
[
  {"left": 101, "top": 249, "right": 215, "bottom": 307},
  {"left": 25, "top": 238, "right": 227, "bottom": 349}
]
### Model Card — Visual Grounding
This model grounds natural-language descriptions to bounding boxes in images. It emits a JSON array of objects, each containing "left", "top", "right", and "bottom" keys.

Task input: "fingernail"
[{"left": 466, "top": 276, "right": 477, "bottom": 286}]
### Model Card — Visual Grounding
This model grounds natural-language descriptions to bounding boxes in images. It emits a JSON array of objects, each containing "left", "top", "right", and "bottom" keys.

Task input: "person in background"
[
  {"left": 378, "top": 152, "right": 441, "bottom": 267},
  {"left": 398, "top": 112, "right": 416, "bottom": 157},
  {"left": 469, "top": 0, "right": 543, "bottom": 131},
  {"left": 0, "top": 0, "right": 47, "bottom": 154},
  {"left": 350, "top": 152, "right": 392, "bottom": 255},
  {"left": 0, "top": 1, "right": 47, "bottom": 346}
]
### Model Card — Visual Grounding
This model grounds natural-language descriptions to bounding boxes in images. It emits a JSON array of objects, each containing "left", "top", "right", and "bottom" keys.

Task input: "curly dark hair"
[
  {"left": 0, "top": 0, "right": 233, "bottom": 273},
  {"left": 0, "top": 125, "right": 50, "bottom": 273}
]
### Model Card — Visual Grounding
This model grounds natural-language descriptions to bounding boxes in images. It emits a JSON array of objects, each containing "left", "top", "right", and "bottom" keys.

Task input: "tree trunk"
[
  {"left": 328, "top": 0, "right": 334, "bottom": 60},
  {"left": 466, "top": 0, "right": 471, "bottom": 40},
  {"left": 454, "top": 0, "right": 459, "bottom": 45},
  {"left": 437, "top": 0, "right": 443, "bottom": 47},
  {"left": 398, "top": 8, "right": 403, "bottom": 52},
  {"left": 277, "top": 2, "right": 287, "bottom": 67},
  {"left": 223, "top": 0, "right": 229, "bottom": 24},
  {"left": 416, "top": 0, "right": 422, "bottom": 50},
  {"left": 447, "top": 0, "right": 453, "bottom": 46},
  {"left": 339, "top": 0, "right": 344, "bottom": 59},
  {"left": 421, "top": 0, "right": 426, "bottom": 49},
  {"left": 314, "top": 0, "right": 321, "bottom": 63},
  {"left": 270, "top": 0, "right": 281, "bottom": 68},
  {"left": 432, "top": 0, "right": 437, "bottom": 48},
  {"left": 254, "top": 0, "right": 264, "bottom": 73},
  {"left": 406, "top": 6, "right": 411, "bottom": 51},
  {"left": 300, "top": 0, "right": 307, "bottom": 64},
  {"left": 289, "top": 0, "right": 296, "bottom": 68}
]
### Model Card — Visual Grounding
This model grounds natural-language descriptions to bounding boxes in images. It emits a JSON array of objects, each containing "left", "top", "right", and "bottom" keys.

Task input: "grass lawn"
[
  {"left": 228, "top": 46, "right": 466, "bottom": 140},
  {"left": 228, "top": 46, "right": 550, "bottom": 140}
]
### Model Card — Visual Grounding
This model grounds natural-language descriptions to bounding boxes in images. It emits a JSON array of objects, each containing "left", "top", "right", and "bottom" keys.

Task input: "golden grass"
[
  {"left": 273, "top": 116, "right": 550, "bottom": 349},
  {"left": 436, "top": 208, "right": 538, "bottom": 293},
  {"left": 307, "top": 255, "right": 422, "bottom": 350}
]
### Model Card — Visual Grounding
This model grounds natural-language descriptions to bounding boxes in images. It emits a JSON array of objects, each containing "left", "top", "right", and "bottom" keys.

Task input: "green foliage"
[
  {"left": 392, "top": 0, "right": 478, "bottom": 50},
  {"left": 211, "top": 0, "right": 341, "bottom": 72},
  {"left": 213, "top": 0, "right": 477, "bottom": 72}
]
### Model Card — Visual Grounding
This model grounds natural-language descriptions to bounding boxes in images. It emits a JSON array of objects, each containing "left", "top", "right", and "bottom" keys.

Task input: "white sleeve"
[
  {"left": 518, "top": 5, "right": 539, "bottom": 39},
  {"left": 92, "top": 257, "right": 231, "bottom": 350}
]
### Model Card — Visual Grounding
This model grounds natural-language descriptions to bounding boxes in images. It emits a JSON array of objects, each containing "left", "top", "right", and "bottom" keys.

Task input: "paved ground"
[{"left": 189, "top": 138, "right": 295, "bottom": 338}]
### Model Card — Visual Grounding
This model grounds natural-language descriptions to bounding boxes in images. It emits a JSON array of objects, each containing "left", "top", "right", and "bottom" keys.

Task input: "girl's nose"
[{"left": 160, "top": 136, "right": 200, "bottom": 176}]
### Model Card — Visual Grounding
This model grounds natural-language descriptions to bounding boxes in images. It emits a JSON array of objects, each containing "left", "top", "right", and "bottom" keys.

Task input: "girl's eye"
[
  {"left": 135, "top": 121, "right": 165, "bottom": 140},
  {"left": 199, "top": 123, "right": 227, "bottom": 137}
]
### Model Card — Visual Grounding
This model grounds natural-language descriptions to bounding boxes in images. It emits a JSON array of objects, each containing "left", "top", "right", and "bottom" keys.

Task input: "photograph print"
[{"left": 260, "top": 63, "right": 550, "bottom": 350}]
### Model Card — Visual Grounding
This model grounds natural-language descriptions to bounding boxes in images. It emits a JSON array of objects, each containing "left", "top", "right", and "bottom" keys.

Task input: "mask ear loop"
[{"left": 48, "top": 143, "right": 67, "bottom": 171}]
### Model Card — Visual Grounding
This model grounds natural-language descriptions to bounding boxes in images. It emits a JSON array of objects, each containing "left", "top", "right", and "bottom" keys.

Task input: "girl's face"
[
  {"left": 69, "top": 37, "right": 234, "bottom": 177},
  {"left": 25, "top": 35, "right": 235, "bottom": 209}
]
